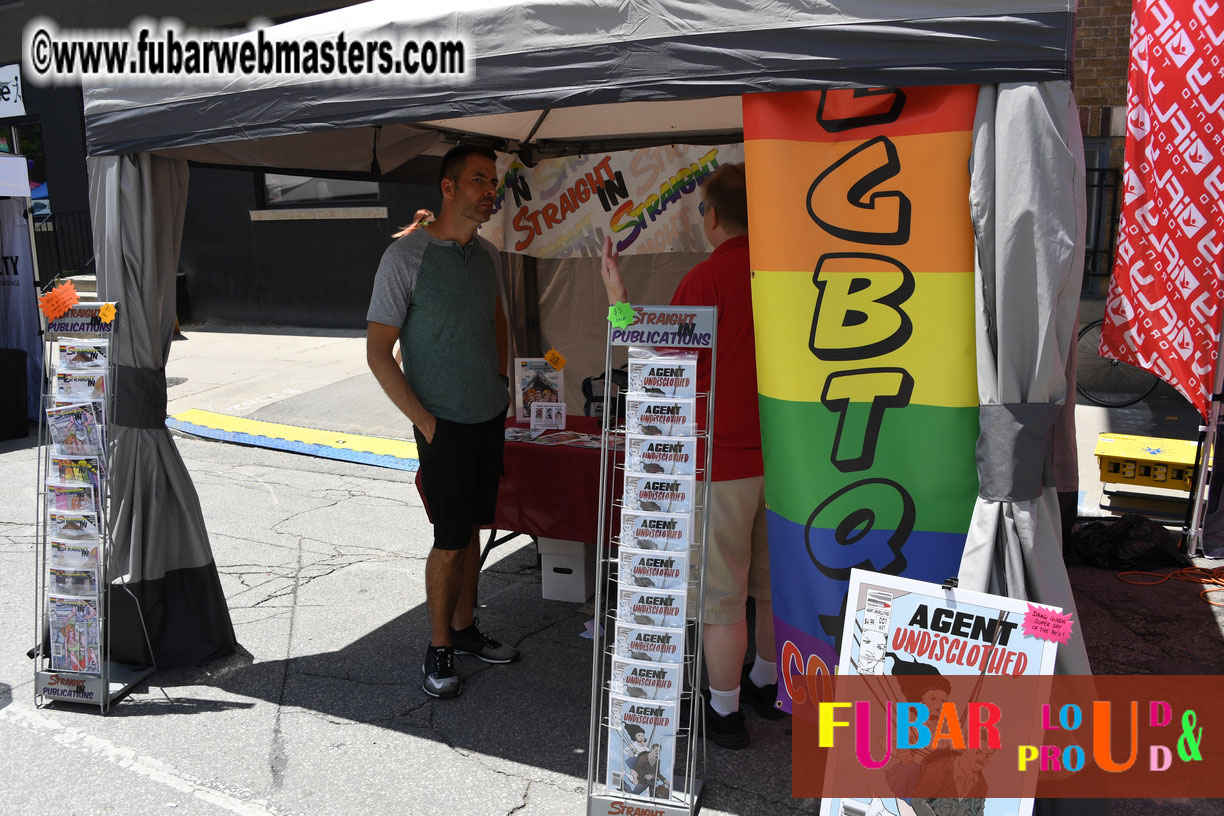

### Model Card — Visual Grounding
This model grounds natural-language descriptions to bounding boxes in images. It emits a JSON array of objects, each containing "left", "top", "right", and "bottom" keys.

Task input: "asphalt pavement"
[{"left": 0, "top": 322, "right": 1220, "bottom": 815}]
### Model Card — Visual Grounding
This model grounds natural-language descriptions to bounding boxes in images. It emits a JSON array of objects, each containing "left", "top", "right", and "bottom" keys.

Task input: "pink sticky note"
[{"left": 1021, "top": 603, "right": 1074, "bottom": 645}]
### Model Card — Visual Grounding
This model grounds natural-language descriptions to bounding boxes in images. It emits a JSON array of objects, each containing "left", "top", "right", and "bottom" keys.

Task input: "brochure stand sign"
[
  {"left": 587, "top": 305, "right": 716, "bottom": 816},
  {"left": 34, "top": 301, "right": 155, "bottom": 712}
]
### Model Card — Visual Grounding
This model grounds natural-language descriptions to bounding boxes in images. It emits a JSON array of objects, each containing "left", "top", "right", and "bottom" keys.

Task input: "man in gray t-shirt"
[{"left": 367, "top": 145, "right": 518, "bottom": 700}]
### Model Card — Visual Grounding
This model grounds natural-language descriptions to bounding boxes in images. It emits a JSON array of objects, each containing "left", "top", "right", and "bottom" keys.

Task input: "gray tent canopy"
[
  {"left": 84, "top": 0, "right": 1074, "bottom": 162},
  {"left": 81, "top": 0, "right": 1087, "bottom": 676}
]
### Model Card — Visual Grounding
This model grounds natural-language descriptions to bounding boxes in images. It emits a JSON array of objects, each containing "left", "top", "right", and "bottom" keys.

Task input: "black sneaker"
[
  {"left": 451, "top": 621, "right": 520, "bottom": 664},
  {"left": 422, "top": 645, "right": 463, "bottom": 698},
  {"left": 703, "top": 697, "right": 750, "bottom": 750},
  {"left": 740, "top": 665, "right": 786, "bottom": 720}
]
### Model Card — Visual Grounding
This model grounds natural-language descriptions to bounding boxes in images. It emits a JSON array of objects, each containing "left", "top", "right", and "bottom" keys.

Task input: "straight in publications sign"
[
  {"left": 743, "top": 86, "right": 980, "bottom": 714},
  {"left": 482, "top": 144, "right": 743, "bottom": 259},
  {"left": 609, "top": 306, "right": 714, "bottom": 349},
  {"left": 46, "top": 303, "right": 118, "bottom": 340}
]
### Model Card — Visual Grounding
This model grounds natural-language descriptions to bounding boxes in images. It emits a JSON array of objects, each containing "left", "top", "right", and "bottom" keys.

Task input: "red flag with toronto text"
[{"left": 1101, "top": 1, "right": 1224, "bottom": 419}]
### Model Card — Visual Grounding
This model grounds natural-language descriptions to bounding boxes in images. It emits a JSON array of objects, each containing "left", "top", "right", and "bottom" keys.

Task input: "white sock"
[
  {"left": 709, "top": 686, "right": 740, "bottom": 717},
  {"left": 749, "top": 655, "right": 777, "bottom": 688}
]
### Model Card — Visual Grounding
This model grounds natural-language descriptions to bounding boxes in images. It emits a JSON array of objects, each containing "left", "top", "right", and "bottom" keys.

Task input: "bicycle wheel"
[{"left": 1075, "top": 319, "right": 1162, "bottom": 407}]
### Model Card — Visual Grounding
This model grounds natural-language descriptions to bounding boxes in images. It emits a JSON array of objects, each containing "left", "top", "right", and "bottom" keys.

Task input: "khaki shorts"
[{"left": 696, "top": 476, "right": 771, "bottom": 625}]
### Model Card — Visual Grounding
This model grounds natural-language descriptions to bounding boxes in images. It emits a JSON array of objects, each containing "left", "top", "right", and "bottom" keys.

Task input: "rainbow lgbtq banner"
[{"left": 743, "top": 86, "right": 980, "bottom": 712}]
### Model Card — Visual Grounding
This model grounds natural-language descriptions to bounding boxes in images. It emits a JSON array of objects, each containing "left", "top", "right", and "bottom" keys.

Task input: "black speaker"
[{"left": 0, "top": 348, "right": 29, "bottom": 440}]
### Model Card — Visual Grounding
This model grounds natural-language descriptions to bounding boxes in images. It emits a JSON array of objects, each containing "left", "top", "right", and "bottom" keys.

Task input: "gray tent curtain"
[
  {"left": 958, "top": 81, "right": 1091, "bottom": 676},
  {"left": 89, "top": 153, "right": 237, "bottom": 668}
]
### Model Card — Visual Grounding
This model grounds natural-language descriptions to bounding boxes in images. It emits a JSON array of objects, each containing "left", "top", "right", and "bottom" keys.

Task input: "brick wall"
[{"left": 1074, "top": 0, "right": 1133, "bottom": 168}]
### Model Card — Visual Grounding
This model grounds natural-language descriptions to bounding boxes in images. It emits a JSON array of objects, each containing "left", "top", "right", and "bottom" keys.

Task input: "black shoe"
[
  {"left": 704, "top": 698, "right": 750, "bottom": 750},
  {"left": 451, "top": 620, "right": 520, "bottom": 664},
  {"left": 422, "top": 645, "right": 463, "bottom": 698},
  {"left": 740, "top": 665, "right": 786, "bottom": 720}
]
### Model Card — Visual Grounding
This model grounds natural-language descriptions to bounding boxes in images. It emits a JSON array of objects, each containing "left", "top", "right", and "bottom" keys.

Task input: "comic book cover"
[
  {"left": 55, "top": 397, "right": 107, "bottom": 434},
  {"left": 627, "top": 348, "right": 698, "bottom": 398},
  {"left": 50, "top": 538, "right": 100, "bottom": 570},
  {"left": 613, "top": 621, "right": 685, "bottom": 665},
  {"left": 624, "top": 396, "right": 696, "bottom": 437},
  {"left": 47, "top": 510, "right": 99, "bottom": 541},
  {"left": 46, "top": 403, "right": 103, "bottom": 456},
  {"left": 626, "top": 434, "right": 698, "bottom": 476},
  {"left": 505, "top": 427, "right": 546, "bottom": 442},
  {"left": 820, "top": 570, "right": 1060, "bottom": 816},
  {"left": 55, "top": 370, "right": 107, "bottom": 401},
  {"left": 611, "top": 654, "right": 682, "bottom": 701},
  {"left": 618, "top": 547, "right": 688, "bottom": 591},
  {"left": 616, "top": 586, "right": 687, "bottom": 629},
  {"left": 530, "top": 430, "right": 590, "bottom": 446},
  {"left": 623, "top": 473, "right": 695, "bottom": 514},
  {"left": 620, "top": 510, "right": 691, "bottom": 552},
  {"left": 513, "top": 357, "right": 564, "bottom": 421},
  {"left": 46, "top": 481, "right": 96, "bottom": 513},
  {"left": 48, "top": 594, "right": 101, "bottom": 674},
  {"left": 57, "top": 339, "right": 109, "bottom": 371},
  {"left": 607, "top": 694, "right": 678, "bottom": 800},
  {"left": 50, "top": 453, "right": 103, "bottom": 507},
  {"left": 49, "top": 566, "right": 100, "bottom": 596}
]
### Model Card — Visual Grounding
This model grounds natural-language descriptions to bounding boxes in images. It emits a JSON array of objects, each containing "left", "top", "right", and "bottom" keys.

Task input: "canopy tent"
[
  {"left": 79, "top": 0, "right": 1090, "bottom": 688},
  {"left": 84, "top": 0, "right": 1074, "bottom": 162}
]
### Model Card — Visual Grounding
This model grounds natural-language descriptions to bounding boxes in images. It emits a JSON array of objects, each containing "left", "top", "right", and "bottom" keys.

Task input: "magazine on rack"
[
  {"left": 627, "top": 347, "right": 698, "bottom": 398},
  {"left": 57, "top": 340, "right": 110, "bottom": 371},
  {"left": 624, "top": 396, "right": 696, "bottom": 437},
  {"left": 46, "top": 481, "right": 96, "bottom": 513},
  {"left": 618, "top": 547, "right": 688, "bottom": 591},
  {"left": 513, "top": 357, "right": 564, "bottom": 421},
  {"left": 607, "top": 694, "right": 678, "bottom": 800},
  {"left": 54, "top": 370, "right": 106, "bottom": 401},
  {"left": 49, "top": 594, "right": 101, "bottom": 674},
  {"left": 623, "top": 473, "right": 695, "bottom": 514},
  {"left": 620, "top": 510, "right": 691, "bottom": 552},
  {"left": 616, "top": 586, "right": 687, "bottom": 629},
  {"left": 55, "top": 397, "right": 107, "bottom": 432},
  {"left": 50, "top": 454, "right": 103, "bottom": 504},
  {"left": 611, "top": 654, "right": 682, "bottom": 701},
  {"left": 56, "top": 339, "right": 109, "bottom": 371},
  {"left": 613, "top": 621, "right": 685, "bottom": 665},
  {"left": 46, "top": 403, "right": 103, "bottom": 456},
  {"left": 626, "top": 434, "right": 698, "bottom": 476},
  {"left": 47, "top": 510, "right": 99, "bottom": 541},
  {"left": 820, "top": 570, "right": 1060, "bottom": 816},
  {"left": 50, "top": 538, "right": 100, "bottom": 570},
  {"left": 49, "top": 565, "right": 100, "bottom": 596}
]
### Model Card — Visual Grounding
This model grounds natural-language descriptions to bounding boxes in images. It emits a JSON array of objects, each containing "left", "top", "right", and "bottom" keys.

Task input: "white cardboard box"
[{"left": 541, "top": 553, "right": 595, "bottom": 602}]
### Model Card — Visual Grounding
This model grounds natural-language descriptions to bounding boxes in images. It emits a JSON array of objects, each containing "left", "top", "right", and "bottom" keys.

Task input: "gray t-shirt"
[{"left": 367, "top": 229, "right": 509, "bottom": 424}]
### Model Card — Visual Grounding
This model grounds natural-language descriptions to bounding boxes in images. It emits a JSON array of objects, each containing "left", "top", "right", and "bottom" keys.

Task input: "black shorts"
[{"left": 413, "top": 412, "right": 505, "bottom": 550}]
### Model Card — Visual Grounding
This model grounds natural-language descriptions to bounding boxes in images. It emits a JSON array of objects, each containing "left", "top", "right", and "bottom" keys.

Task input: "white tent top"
[{"left": 83, "top": 0, "right": 1075, "bottom": 163}]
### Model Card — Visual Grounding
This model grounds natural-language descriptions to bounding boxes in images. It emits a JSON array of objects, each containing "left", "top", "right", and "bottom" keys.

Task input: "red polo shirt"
[{"left": 669, "top": 234, "right": 763, "bottom": 481}]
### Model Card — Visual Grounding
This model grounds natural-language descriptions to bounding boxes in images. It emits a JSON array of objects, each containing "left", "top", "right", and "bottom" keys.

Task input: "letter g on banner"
[{"left": 805, "top": 478, "right": 914, "bottom": 579}]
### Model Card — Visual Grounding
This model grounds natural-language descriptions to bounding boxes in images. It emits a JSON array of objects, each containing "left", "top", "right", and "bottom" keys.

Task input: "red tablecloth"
[{"left": 415, "top": 415, "right": 622, "bottom": 544}]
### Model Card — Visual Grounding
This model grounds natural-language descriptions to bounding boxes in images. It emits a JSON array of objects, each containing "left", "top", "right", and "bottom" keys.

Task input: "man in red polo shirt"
[{"left": 600, "top": 162, "right": 780, "bottom": 749}]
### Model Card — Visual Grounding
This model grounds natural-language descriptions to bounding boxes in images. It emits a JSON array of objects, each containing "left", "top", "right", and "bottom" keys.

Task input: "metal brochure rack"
[
  {"left": 34, "top": 301, "right": 155, "bottom": 712},
  {"left": 587, "top": 305, "right": 717, "bottom": 816}
]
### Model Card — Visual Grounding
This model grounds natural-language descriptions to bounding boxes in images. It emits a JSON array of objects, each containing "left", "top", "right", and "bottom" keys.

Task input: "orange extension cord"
[{"left": 1118, "top": 566, "right": 1224, "bottom": 606}]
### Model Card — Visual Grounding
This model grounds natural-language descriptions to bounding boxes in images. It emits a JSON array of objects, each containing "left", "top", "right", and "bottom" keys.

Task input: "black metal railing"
[
  {"left": 1083, "top": 167, "right": 1120, "bottom": 298},
  {"left": 31, "top": 209, "right": 94, "bottom": 285}
]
